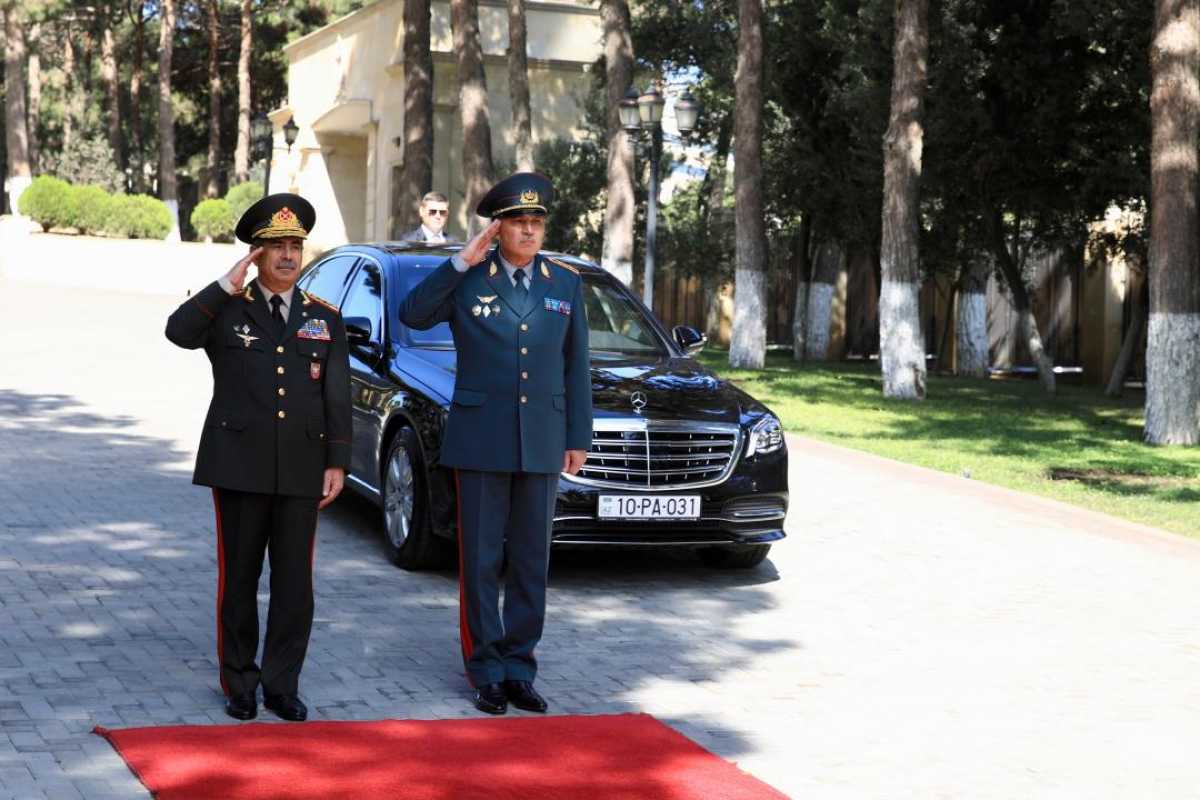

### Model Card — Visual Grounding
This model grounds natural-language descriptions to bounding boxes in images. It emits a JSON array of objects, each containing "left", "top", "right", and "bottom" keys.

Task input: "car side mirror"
[
  {"left": 673, "top": 325, "right": 707, "bottom": 355},
  {"left": 344, "top": 316, "right": 374, "bottom": 346}
]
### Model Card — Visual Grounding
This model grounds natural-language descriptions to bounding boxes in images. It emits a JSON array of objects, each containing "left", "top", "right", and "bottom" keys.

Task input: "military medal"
[
  {"left": 475, "top": 295, "right": 498, "bottom": 319},
  {"left": 472, "top": 304, "right": 483, "bottom": 317},
  {"left": 234, "top": 324, "right": 259, "bottom": 348},
  {"left": 544, "top": 298, "right": 572, "bottom": 315},
  {"left": 297, "top": 318, "right": 332, "bottom": 341},
  {"left": 310, "top": 362, "right": 322, "bottom": 380}
]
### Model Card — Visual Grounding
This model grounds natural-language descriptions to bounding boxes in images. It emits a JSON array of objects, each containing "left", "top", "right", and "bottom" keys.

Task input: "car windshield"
[{"left": 397, "top": 262, "right": 668, "bottom": 357}]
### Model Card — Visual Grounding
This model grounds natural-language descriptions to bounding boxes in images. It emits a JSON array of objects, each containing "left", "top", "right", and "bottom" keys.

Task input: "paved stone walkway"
[{"left": 1, "top": 279, "right": 1199, "bottom": 799}]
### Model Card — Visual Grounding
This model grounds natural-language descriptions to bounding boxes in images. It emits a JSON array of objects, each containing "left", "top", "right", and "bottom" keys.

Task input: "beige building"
[{"left": 266, "top": 0, "right": 601, "bottom": 254}]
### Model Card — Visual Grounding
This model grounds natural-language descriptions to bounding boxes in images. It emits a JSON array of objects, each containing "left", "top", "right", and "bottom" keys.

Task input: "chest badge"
[
  {"left": 544, "top": 298, "right": 572, "bottom": 316},
  {"left": 297, "top": 318, "right": 332, "bottom": 341},
  {"left": 233, "top": 324, "right": 259, "bottom": 348},
  {"left": 310, "top": 361, "right": 322, "bottom": 380},
  {"left": 473, "top": 295, "right": 501, "bottom": 318}
]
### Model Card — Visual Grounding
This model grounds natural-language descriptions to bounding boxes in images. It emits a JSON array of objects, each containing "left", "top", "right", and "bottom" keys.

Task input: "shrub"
[
  {"left": 107, "top": 194, "right": 174, "bottom": 240},
  {"left": 225, "top": 181, "right": 263, "bottom": 222},
  {"left": 190, "top": 198, "right": 236, "bottom": 241},
  {"left": 43, "top": 137, "right": 125, "bottom": 194},
  {"left": 17, "top": 176, "right": 74, "bottom": 232},
  {"left": 68, "top": 185, "right": 113, "bottom": 236}
]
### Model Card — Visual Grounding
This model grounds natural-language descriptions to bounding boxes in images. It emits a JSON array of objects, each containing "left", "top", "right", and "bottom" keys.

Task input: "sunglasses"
[{"left": 425, "top": 209, "right": 449, "bottom": 216}]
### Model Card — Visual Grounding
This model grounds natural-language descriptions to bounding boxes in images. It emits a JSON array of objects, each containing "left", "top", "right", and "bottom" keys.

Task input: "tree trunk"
[
  {"left": 62, "top": 22, "right": 75, "bottom": 151},
  {"left": 1146, "top": 0, "right": 1200, "bottom": 444},
  {"left": 702, "top": 131, "right": 732, "bottom": 336},
  {"left": 730, "top": 0, "right": 767, "bottom": 370},
  {"left": 129, "top": 2, "right": 146, "bottom": 193},
  {"left": 27, "top": 22, "right": 40, "bottom": 172},
  {"left": 878, "top": 0, "right": 929, "bottom": 400},
  {"left": 845, "top": 243, "right": 881, "bottom": 357},
  {"left": 205, "top": 0, "right": 221, "bottom": 198},
  {"left": 233, "top": 0, "right": 252, "bottom": 183},
  {"left": 395, "top": 0, "right": 433, "bottom": 237},
  {"left": 158, "top": 0, "right": 180, "bottom": 239},
  {"left": 791, "top": 218, "right": 812, "bottom": 362},
  {"left": 990, "top": 214, "right": 1056, "bottom": 393},
  {"left": 1107, "top": 276, "right": 1150, "bottom": 397},
  {"left": 101, "top": 12, "right": 122, "bottom": 167},
  {"left": 451, "top": 0, "right": 496, "bottom": 237},
  {"left": 955, "top": 258, "right": 990, "bottom": 378},
  {"left": 507, "top": 0, "right": 534, "bottom": 171},
  {"left": 4, "top": 4, "right": 32, "bottom": 215},
  {"left": 805, "top": 239, "right": 843, "bottom": 361},
  {"left": 600, "top": 0, "right": 635, "bottom": 287}
]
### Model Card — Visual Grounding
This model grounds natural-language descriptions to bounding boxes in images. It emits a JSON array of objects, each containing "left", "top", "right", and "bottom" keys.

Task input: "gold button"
[
  {"left": 276, "top": 346, "right": 284, "bottom": 354},
  {"left": 520, "top": 347, "right": 528, "bottom": 355},
  {"left": 278, "top": 388, "right": 286, "bottom": 396},
  {"left": 520, "top": 395, "right": 528, "bottom": 404},
  {"left": 520, "top": 323, "right": 528, "bottom": 331},
  {"left": 277, "top": 410, "right": 286, "bottom": 419},
  {"left": 277, "top": 366, "right": 285, "bottom": 374},
  {"left": 521, "top": 371, "right": 529, "bottom": 380}
]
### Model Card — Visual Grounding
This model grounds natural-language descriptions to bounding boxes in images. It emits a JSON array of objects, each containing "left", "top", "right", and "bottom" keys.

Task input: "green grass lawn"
[{"left": 698, "top": 350, "right": 1200, "bottom": 537}]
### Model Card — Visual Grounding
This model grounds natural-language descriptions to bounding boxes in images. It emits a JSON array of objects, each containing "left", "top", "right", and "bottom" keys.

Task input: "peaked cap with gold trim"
[
  {"left": 476, "top": 172, "right": 555, "bottom": 219},
  {"left": 235, "top": 193, "right": 316, "bottom": 244}
]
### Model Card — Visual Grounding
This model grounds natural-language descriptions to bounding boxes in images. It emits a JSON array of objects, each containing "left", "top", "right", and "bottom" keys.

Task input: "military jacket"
[
  {"left": 399, "top": 250, "right": 593, "bottom": 474},
  {"left": 166, "top": 278, "right": 352, "bottom": 497}
]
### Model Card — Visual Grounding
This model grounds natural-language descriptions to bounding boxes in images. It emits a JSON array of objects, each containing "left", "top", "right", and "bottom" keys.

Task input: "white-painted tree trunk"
[
  {"left": 804, "top": 282, "right": 834, "bottom": 361},
  {"left": 792, "top": 280, "right": 809, "bottom": 361},
  {"left": 731, "top": 267, "right": 767, "bottom": 368},
  {"left": 879, "top": 278, "right": 926, "bottom": 398},
  {"left": 955, "top": 289, "right": 988, "bottom": 377},
  {"left": 1145, "top": 312, "right": 1200, "bottom": 444},
  {"left": 163, "top": 199, "right": 181, "bottom": 242}
]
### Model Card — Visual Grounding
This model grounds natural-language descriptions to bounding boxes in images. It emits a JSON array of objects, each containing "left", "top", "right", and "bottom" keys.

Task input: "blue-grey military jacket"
[{"left": 399, "top": 250, "right": 593, "bottom": 474}]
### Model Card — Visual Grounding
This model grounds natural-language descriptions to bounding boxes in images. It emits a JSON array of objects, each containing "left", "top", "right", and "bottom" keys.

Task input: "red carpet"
[{"left": 94, "top": 713, "right": 787, "bottom": 799}]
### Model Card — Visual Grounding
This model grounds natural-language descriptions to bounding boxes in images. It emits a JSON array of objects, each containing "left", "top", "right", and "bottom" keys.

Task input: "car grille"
[{"left": 573, "top": 419, "right": 743, "bottom": 490}]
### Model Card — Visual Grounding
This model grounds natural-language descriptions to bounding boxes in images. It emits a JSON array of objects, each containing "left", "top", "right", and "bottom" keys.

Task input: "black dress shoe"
[
  {"left": 472, "top": 682, "right": 508, "bottom": 715},
  {"left": 263, "top": 693, "right": 308, "bottom": 721},
  {"left": 503, "top": 680, "right": 548, "bottom": 713},
  {"left": 224, "top": 693, "right": 257, "bottom": 721}
]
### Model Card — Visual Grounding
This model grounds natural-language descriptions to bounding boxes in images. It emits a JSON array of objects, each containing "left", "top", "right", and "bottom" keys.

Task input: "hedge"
[
  {"left": 191, "top": 198, "right": 236, "bottom": 241},
  {"left": 108, "top": 194, "right": 174, "bottom": 239},
  {"left": 69, "top": 185, "right": 112, "bottom": 236},
  {"left": 18, "top": 176, "right": 74, "bottom": 232},
  {"left": 225, "top": 181, "right": 264, "bottom": 222}
]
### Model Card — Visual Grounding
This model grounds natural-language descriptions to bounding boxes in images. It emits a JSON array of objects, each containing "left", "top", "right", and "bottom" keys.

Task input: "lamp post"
[
  {"left": 621, "top": 85, "right": 700, "bottom": 310},
  {"left": 250, "top": 111, "right": 273, "bottom": 198}
]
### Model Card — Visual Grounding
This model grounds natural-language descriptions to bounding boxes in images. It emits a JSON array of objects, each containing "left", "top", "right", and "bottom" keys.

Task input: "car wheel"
[
  {"left": 697, "top": 544, "right": 771, "bottom": 569},
  {"left": 382, "top": 427, "right": 448, "bottom": 570}
]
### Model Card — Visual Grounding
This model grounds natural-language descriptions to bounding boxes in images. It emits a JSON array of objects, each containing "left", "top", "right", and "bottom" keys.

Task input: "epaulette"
[
  {"left": 545, "top": 256, "right": 580, "bottom": 276},
  {"left": 242, "top": 285, "right": 255, "bottom": 303},
  {"left": 301, "top": 289, "right": 340, "bottom": 314}
]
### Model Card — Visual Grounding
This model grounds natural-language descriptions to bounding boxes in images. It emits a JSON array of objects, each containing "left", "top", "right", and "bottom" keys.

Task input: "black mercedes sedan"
[{"left": 298, "top": 243, "right": 788, "bottom": 570}]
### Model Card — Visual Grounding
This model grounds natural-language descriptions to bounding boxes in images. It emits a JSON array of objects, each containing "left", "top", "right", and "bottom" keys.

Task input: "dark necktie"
[
  {"left": 269, "top": 295, "right": 285, "bottom": 336},
  {"left": 513, "top": 268, "right": 528, "bottom": 298}
]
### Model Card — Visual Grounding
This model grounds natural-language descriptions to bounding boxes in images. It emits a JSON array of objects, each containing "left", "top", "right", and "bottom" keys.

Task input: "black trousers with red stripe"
[
  {"left": 212, "top": 489, "right": 318, "bottom": 699},
  {"left": 454, "top": 470, "right": 557, "bottom": 687}
]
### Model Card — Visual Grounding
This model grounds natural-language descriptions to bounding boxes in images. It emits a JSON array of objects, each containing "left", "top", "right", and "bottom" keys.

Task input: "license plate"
[{"left": 598, "top": 495, "right": 701, "bottom": 520}]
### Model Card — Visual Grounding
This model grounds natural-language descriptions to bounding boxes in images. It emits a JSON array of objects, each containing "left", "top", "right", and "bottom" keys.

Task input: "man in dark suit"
[
  {"left": 399, "top": 173, "right": 592, "bottom": 715},
  {"left": 165, "top": 194, "right": 352, "bottom": 722},
  {"left": 401, "top": 191, "right": 453, "bottom": 243}
]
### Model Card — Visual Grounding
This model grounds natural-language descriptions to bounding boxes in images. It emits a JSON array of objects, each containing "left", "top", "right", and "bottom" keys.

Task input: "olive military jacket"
[
  {"left": 166, "top": 278, "right": 352, "bottom": 497},
  {"left": 399, "top": 250, "right": 593, "bottom": 474}
]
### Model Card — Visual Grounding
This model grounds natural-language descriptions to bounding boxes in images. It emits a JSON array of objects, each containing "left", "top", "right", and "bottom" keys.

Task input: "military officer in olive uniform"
[
  {"left": 165, "top": 194, "right": 351, "bottom": 722},
  {"left": 399, "top": 173, "right": 592, "bottom": 715}
]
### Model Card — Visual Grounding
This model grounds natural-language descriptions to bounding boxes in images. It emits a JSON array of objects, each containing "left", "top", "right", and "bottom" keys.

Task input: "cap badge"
[
  {"left": 520, "top": 189, "right": 539, "bottom": 205},
  {"left": 272, "top": 207, "right": 297, "bottom": 226}
]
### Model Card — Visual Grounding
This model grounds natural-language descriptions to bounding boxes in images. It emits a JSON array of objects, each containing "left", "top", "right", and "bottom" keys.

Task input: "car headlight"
[{"left": 745, "top": 414, "right": 784, "bottom": 457}]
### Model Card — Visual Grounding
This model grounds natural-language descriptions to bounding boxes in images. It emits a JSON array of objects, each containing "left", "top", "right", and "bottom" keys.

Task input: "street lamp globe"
[
  {"left": 637, "top": 85, "right": 665, "bottom": 129},
  {"left": 619, "top": 87, "right": 642, "bottom": 133},
  {"left": 674, "top": 90, "right": 701, "bottom": 136},
  {"left": 283, "top": 117, "right": 300, "bottom": 151}
]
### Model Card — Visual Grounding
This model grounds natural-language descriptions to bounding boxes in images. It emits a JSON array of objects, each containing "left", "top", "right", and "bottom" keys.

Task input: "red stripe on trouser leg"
[
  {"left": 454, "top": 471, "right": 474, "bottom": 673},
  {"left": 211, "top": 489, "right": 230, "bottom": 697}
]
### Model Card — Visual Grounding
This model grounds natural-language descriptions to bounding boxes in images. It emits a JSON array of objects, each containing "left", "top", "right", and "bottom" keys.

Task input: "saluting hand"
[
  {"left": 318, "top": 468, "right": 345, "bottom": 510},
  {"left": 458, "top": 219, "right": 502, "bottom": 266},
  {"left": 224, "top": 247, "right": 263, "bottom": 293}
]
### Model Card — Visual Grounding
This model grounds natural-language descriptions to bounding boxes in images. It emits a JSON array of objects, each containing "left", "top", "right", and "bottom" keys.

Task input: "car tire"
[
  {"left": 381, "top": 427, "right": 449, "bottom": 571},
  {"left": 697, "top": 544, "right": 771, "bottom": 569}
]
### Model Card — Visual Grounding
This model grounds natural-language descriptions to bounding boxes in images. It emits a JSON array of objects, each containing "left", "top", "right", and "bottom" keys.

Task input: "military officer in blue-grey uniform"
[
  {"left": 399, "top": 173, "right": 592, "bottom": 715},
  {"left": 165, "top": 194, "right": 352, "bottom": 723}
]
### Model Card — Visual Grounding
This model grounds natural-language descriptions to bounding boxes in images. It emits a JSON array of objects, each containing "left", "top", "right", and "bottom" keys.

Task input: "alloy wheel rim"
[{"left": 384, "top": 445, "right": 415, "bottom": 549}]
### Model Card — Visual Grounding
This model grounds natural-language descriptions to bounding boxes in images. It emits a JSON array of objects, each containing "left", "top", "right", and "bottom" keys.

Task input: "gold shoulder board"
[
  {"left": 547, "top": 257, "right": 580, "bottom": 275},
  {"left": 302, "top": 289, "right": 340, "bottom": 314}
]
